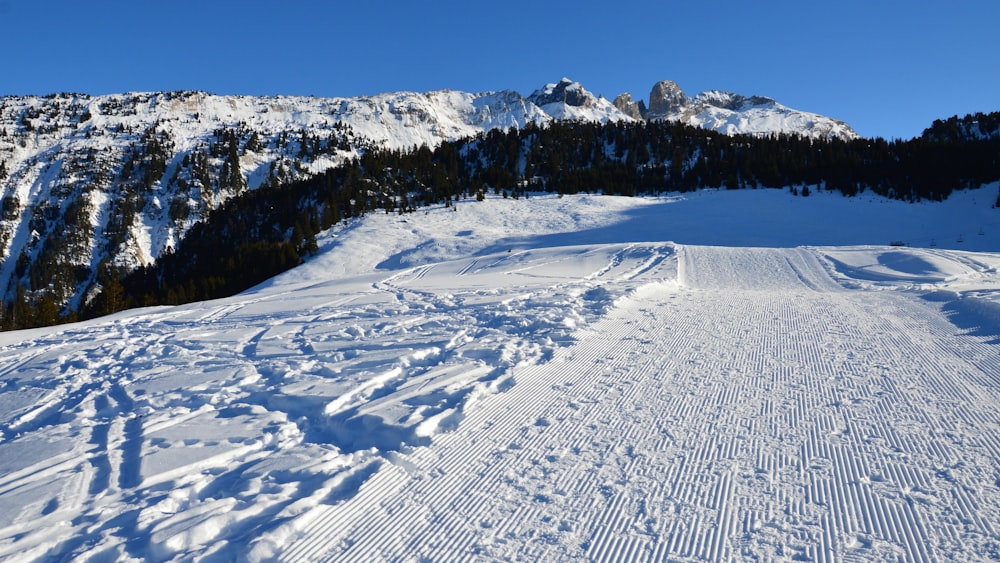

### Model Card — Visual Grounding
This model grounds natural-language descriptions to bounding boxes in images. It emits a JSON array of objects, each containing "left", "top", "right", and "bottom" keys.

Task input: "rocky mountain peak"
[
  {"left": 528, "top": 78, "right": 595, "bottom": 109},
  {"left": 527, "top": 79, "right": 633, "bottom": 123},
  {"left": 647, "top": 80, "right": 690, "bottom": 118}
]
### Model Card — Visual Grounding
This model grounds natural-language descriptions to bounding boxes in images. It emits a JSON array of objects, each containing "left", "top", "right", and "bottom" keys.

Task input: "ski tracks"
[
  {"left": 283, "top": 246, "right": 1000, "bottom": 562},
  {"left": 2, "top": 244, "right": 996, "bottom": 560},
  {"left": 0, "top": 243, "right": 680, "bottom": 560}
]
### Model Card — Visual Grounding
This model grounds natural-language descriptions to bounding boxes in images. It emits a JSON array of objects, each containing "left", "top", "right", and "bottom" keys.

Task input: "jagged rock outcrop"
[{"left": 612, "top": 93, "right": 647, "bottom": 120}]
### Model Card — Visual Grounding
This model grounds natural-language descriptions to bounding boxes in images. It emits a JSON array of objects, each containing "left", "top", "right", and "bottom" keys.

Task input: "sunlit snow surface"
[{"left": 1, "top": 187, "right": 1000, "bottom": 561}]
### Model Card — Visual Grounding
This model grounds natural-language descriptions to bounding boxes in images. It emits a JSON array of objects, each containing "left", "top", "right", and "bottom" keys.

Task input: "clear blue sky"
[{"left": 1, "top": 0, "right": 997, "bottom": 140}]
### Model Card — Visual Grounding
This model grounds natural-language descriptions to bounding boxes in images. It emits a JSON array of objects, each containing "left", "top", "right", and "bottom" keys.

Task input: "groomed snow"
[{"left": 1, "top": 186, "right": 999, "bottom": 561}]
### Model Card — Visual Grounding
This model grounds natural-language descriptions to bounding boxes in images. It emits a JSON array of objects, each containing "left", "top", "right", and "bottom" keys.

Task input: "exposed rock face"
[
  {"left": 647, "top": 80, "right": 690, "bottom": 118},
  {"left": 613, "top": 93, "right": 647, "bottom": 120}
]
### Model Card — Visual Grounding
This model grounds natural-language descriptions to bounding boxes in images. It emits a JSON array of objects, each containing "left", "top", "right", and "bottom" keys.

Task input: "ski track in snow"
[
  {"left": 0, "top": 192, "right": 999, "bottom": 561},
  {"left": 275, "top": 245, "right": 1000, "bottom": 562},
  {"left": 0, "top": 240, "right": 660, "bottom": 561}
]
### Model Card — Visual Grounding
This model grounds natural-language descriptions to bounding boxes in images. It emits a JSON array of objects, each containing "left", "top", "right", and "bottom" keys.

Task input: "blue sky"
[{"left": 1, "top": 0, "right": 997, "bottom": 140}]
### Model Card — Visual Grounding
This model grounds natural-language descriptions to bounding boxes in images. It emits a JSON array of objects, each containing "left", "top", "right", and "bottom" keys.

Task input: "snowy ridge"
[{"left": 0, "top": 188, "right": 999, "bottom": 560}]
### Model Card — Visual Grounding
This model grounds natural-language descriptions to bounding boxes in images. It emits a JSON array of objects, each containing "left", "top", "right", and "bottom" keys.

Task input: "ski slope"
[{"left": 1, "top": 188, "right": 999, "bottom": 561}]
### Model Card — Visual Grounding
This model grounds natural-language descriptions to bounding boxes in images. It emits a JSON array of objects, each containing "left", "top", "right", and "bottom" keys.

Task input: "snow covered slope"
[
  {"left": 1, "top": 187, "right": 998, "bottom": 561},
  {"left": 0, "top": 88, "right": 551, "bottom": 309}
]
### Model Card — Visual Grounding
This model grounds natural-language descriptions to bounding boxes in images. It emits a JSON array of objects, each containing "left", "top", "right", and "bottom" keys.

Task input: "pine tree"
[{"left": 224, "top": 130, "right": 246, "bottom": 192}]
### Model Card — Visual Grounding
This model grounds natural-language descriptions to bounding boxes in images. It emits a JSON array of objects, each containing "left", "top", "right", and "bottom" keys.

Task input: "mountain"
[
  {"left": 528, "top": 78, "right": 858, "bottom": 141},
  {"left": 0, "top": 89, "right": 549, "bottom": 314},
  {"left": 615, "top": 80, "right": 858, "bottom": 140},
  {"left": 0, "top": 80, "right": 859, "bottom": 320},
  {"left": 526, "top": 78, "right": 633, "bottom": 122}
]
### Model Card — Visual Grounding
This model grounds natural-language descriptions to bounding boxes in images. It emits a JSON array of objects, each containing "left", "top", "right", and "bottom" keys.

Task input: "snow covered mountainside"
[
  {"left": 1, "top": 187, "right": 999, "bottom": 561},
  {"left": 0, "top": 79, "right": 858, "bottom": 315},
  {"left": 615, "top": 80, "right": 857, "bottom": 140},
  {"left": 0, "top": 88, "right": 548, "bottom": 311}
]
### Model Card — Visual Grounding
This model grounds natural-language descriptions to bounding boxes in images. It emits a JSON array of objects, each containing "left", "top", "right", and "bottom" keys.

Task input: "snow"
[{"left": 2, "top": 186, "right": 1000, "bottom": 561}]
